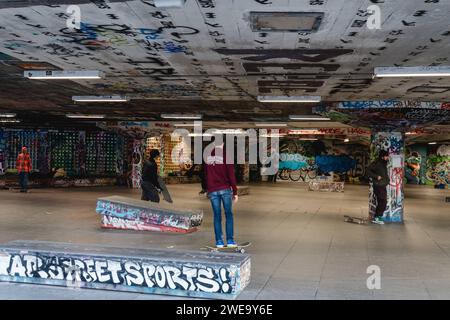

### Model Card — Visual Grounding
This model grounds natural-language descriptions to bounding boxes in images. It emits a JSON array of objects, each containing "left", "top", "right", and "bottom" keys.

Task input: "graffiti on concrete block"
[
  {"left": 96, "top": 196, "right": 203, "bottom": 232},
  {"left": 309, "top": 181, "right": 344, "bottom": 192},
  {"left": 101, "top": 215, "right": 197, "bottom": 233},
  {"left": 0, "top": 253, "right": 238, "bottom": 295}
]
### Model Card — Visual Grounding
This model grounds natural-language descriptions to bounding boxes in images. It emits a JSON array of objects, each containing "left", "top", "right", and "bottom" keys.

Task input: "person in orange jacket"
[{"left": 17, "top": 146, "right": 32, "bottom": 192}]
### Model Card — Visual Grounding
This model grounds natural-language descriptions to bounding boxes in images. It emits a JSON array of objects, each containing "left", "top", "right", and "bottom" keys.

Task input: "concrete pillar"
[
  {"left": 369, "top": 132, "right": 405, "bottom": 223},
  {"left": 243, "top": 162, "right": 250, "bottom": 183},
  {"left": 131, "top": 139, "right": 144, "bottom": 189}
]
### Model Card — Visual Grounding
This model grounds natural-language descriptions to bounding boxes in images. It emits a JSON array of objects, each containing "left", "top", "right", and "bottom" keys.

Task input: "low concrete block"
[
  {"left": 96, "top": 196, "right": 203, "bottom": 233},
  {"left": 308, "top": 181, "right": 345, "bottom": 192},
  {"left": 237, "top": 186, "right": 250, "bottom": 196},
  {"left": 0, "top": 241, "right": 251, "bottom": 299}
]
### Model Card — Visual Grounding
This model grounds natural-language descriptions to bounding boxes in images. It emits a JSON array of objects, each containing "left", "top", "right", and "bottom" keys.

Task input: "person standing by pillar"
[
  {"left": 367, "top": 150, "right": 390, "bottom": 225},
  {"left": 16, "top": 146, "right": 32, "bottom": 193},
  {"left": 141, "top": 149, "right": 162, "bottom": 203},
  {"left": 205, "top": 142, "right": 238, "bottom": 248}
]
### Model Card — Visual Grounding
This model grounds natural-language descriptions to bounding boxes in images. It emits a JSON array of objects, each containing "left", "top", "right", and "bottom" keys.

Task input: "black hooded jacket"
[
  {"left": 141, "top": 158, "right": 162, "bottom": 190},
  {"left": 367, "top": 158, "right": 389, "bottom": 187}
]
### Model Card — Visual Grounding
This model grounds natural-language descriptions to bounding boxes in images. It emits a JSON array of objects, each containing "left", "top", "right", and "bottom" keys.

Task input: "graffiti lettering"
[
  {"left": 215, "top": 49, "right": 353, "bottom": 62},
  {"left": 243, "top": 63, "right": 340, "bottom": 74},
  {"left": 0, "top": 253, "right": 234, "bottom": 294}
]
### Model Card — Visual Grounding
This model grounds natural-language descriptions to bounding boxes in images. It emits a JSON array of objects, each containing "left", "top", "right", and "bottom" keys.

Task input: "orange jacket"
[{"left": 16, "top": 153, "right": 32, "bottom": 173}]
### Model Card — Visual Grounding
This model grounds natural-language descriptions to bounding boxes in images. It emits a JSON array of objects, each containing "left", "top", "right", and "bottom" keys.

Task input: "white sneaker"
[{"left": 371, "top": 218, "right": 385, "bottom": 225}]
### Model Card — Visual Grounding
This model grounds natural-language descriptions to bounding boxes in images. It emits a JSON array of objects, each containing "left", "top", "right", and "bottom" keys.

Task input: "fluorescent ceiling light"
[
  {"left": 211, "top": 129, "right": 246, "bottom": 135},
  {"left": 174, "top": 123, "right": 198, "bottom": 127},
  {"left": 288, "top": 129, "right": 323, "bottom": 135},
  {"left": 0, "top": 113, "right": 16, "bottom": 118},
  {"left": 188, "top": 133, "right": 212, "bottom": 137},
  {"left": 260, "top": 134, "right": 287, "bottom": 138},
  {"left": 72, "top": 96, "right": 129, "bottom": 102},
  {"left": 374, "top": 66, "right": 450, "bottom": 78},
  {"left": 161, "top": 114, "right": 203, "bottom": 120},
  {"left": 258, "top": 96, "right": 321, "bottom": 103},
  {"left": 428, "top": 142, "right": 437, "bottom": 145},
  {"left": 405, "top": 132, "right": 417, "bottom": 135},
  {"left": 289, "top": 115, "right": 331, "bottom": 121},
  {"left": 255, "top": 123, "right": 287, "bottom": 127},
  {"left": 154, "top": 0, "right": 186, "bottom": 8},
  {"left": 299, "top": 138, "right": 318, "bottom": 141},
  {"left": 25, "top": 70, "right": 103, "bottom": 80},
  {"left": 344, "top": 138, "right": 350, "bottom": 143},
  {"left": 0, "top": 119, "right": 21, "bottom": 123},
  {"left": 66, "top": 114, "right": 106, "bottom": 119}
]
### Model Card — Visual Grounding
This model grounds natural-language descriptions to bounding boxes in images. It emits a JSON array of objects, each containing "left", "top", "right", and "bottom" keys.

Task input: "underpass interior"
[{"left": 0, "top": 0, "right": 449, "bottom": 300}]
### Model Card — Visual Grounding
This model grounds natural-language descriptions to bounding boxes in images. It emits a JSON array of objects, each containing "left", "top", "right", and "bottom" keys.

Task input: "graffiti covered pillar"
[
  {"left": 369, "top": 132, "right": 405, "bottom": 223},
  {"left": 132, "top": 139, "right": 144, "bottom": 189}
]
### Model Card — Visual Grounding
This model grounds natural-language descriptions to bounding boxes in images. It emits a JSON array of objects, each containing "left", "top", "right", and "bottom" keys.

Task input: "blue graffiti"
[
  {"left": 138, "top": 28, "right": 161, "bottom": 40},
  {"left": 339, "top": 100, "right": 400, "bottom": 109},
  {"left": 163, "top": 41, "right": 186, "bottom": 53},
  {"left": 315, "top": 155, "right": 356, "bottom": 173},
  {"left": 279, "top": 153, "right": 309, "bottom": 170}
]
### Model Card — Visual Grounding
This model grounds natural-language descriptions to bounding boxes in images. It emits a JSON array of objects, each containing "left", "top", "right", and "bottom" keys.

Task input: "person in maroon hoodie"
[{"left": 204, "top": 142, "right": 238, "bottom": 248}]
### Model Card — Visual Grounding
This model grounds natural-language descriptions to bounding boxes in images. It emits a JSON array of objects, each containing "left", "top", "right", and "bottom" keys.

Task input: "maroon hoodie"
[{"left": 204, "top": 148, "right": 238, "bottom": 196}]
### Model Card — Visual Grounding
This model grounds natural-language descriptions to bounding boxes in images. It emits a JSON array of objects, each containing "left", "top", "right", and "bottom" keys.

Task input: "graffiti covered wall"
[
  {"left": 425, "top": 144, "right": 450, "bottom": 188},
  {"left": 278, "top": 138, "right": 369, "bottom": 182}
]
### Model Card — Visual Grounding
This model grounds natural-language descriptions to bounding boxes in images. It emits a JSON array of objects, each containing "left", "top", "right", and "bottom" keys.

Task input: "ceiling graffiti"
[
  {"left": 0, "top": 0, "right": 449, "bottom": 102},
  {"left": 314, "top": 101, "right": 450, "bottom": 132},
  {"left": 0, "top": 0, "right": 449, "bottom": 132}
]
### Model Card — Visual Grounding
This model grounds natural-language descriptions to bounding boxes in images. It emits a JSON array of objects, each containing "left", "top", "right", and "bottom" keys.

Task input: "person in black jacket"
[
  {"left": 367, "top": 150, "right": 390, "bottom": 224},
  {"left": 141, "top": 149, "right": 162, "bottom": 203}
]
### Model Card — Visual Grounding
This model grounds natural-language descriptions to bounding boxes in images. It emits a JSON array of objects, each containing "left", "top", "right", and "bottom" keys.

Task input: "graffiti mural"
[
  {"left": 369, "top": 132, "right": 405, "bottom": 223},
  {"left": 405, "top": 150, "right": 422, "bottom": 184},
  {"left": 426, "top": 155, "right": 450, "bottom": 189},
  {"left": 339, "top": 101, "right": 450, "bottom": 110},
  {"left": 0, "top": 130, "right": 5, "bottom": 175},
  {"left": 131, "top": 139, "right": 144, "bottom": 189},
  {"left": 96, "top": 196, "right": 203, "bottom": 233},
  {"left": 0, "top": 241, "right": 251, "bottom": 299}
]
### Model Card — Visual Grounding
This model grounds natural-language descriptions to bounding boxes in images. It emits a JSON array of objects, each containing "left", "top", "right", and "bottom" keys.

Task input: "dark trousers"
[
  {"left": 268, "top": 173, "right": 277, "bottom": 183},
  {"left": 373, "top": 185, "right": 387, "bottom": 218},
  {"left": 19, "top": 172, "right": 29, "bottom": 191},
  {"left": 141, "top": 180, "right": 160, "bottom": 203}
]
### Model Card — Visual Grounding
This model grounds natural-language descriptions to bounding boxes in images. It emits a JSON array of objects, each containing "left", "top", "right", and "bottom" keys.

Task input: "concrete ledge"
[
  {"left": 308, "top": 181, "right": 345, "bottom": 192},
  {"left": 96, "top": 196, "right": 203, "bottom": 233},
  {"left": 237, "top": 186, "right": 250, "bottom": 196},
  {"left": 0, "top": 241, "right": 251, "bottom": 300}
]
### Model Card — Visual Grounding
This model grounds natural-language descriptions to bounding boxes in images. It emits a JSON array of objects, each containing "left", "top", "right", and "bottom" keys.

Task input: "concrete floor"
[{"left": 0, "top": 182, "right": 449, "bottom": 300}]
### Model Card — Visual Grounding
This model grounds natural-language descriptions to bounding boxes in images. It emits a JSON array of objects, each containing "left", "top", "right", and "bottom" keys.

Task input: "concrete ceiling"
[
  {"left": 0, "top": 0, "right": 449, "bottom": 137},
  {"left": 1, "top": 0, "right": 450, "bottom": 101}
]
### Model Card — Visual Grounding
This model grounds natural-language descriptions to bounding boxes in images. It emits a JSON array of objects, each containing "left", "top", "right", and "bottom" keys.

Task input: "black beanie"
[
  {"left": 378, "top": 150, "right": 389, "bottom": 158},
  {"left": 150, "top": 149, "right": 160, "bottom": 159}
]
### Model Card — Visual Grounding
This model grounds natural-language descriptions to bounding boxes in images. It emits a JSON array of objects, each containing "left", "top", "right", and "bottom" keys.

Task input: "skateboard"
[
  {"left": 158, "top": 176, "right": 173, "bottom": 203},
  {"left": 201, "top": 242, "right": 251, "bottom": 254},
  {"left": 344, "top": 215, "right": 369, "bottom": 225}
]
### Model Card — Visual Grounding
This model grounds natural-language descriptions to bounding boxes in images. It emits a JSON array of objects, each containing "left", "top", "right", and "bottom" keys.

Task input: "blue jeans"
[
  {"left": 19, "top": 172, "right": 28, "bottom": 191},
  {"left": 208, "top": 188, "right": 234, "bottom": 243}
]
